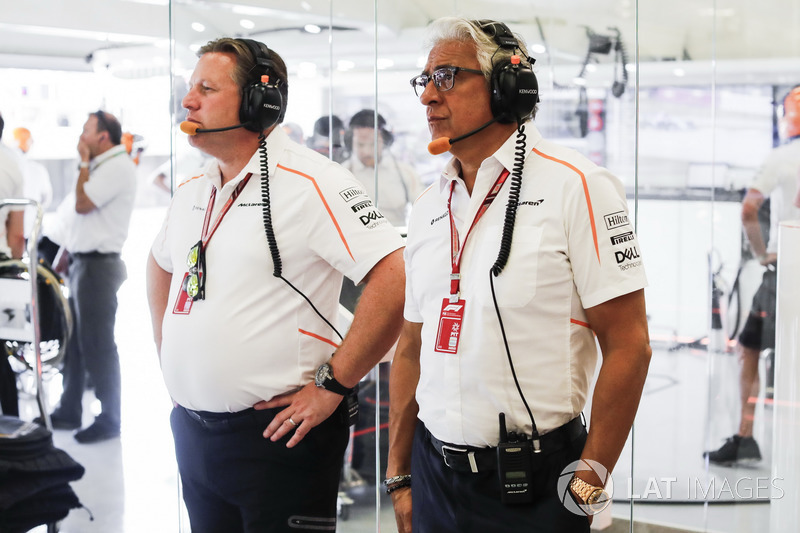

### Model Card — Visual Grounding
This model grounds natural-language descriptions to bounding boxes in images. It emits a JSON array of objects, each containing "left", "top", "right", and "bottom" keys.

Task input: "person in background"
[
  {"left": 41, "top": 110, "right": 137, "bottom": 444},
  {"left": 307, "top": 114, "right": 347, "bottom": 163},
  {"left": 704, "top": 85, "right": 800, "bottom": 466},
  {"left": 282, "top": 122, "right": 304, "bottom": 144},
  {"left": 12, "top": 127, "right": 53, "bottom": 238},
  {"left": 0, "top": 112, "right": 24, "bottom": 259},
  {"left": 146, "top": 37, "right": 405, "bottom": 531},
  {"left": 343, "top": 109, "right": 423, "bottom": 228},
  {"left": 386, "top": 17, "right": 651, "bottom": 532}
]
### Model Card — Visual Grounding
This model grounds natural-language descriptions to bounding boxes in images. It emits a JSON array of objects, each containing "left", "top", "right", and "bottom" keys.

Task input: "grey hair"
[{"left": 424, "top": 17, "right": 531, "bottom": 82}]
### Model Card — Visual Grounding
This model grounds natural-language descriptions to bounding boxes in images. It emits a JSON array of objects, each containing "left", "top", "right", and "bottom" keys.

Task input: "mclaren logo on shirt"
[
  {"left": 351, "top": 199, "right": 373, "bottom": 213},
  {"left": 604, "top": 211, "right": 629, "bottom": 230},
  {"left": 518, "top": 199, "right": 544, "bottom": 207},
  {"left": 430, "top": 211, "right": 448, "bottom": 226},
  {"left": 610, "top": 231, "right": 635, "bottom": 246},
  {"left": 339, "top": 187, "right": 368, "bottom": 203}
]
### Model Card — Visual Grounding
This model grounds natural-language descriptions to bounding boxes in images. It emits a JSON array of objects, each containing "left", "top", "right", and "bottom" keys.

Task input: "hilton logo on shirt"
[
  {"left": 604, "top": 211, "right": 629, "bottom": 230},
  {"left": 339, "top": 187, "right": 367, "bottom": 203}
]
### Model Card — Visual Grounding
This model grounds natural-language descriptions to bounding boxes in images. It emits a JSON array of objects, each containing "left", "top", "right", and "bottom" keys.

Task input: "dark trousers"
[
  {"left": 59, "top": 254, "right": 126, "bottom": 428},
  {"left": 411, "top": 422, "right": 591, "bottom": 533},
  {"left": 171, "top": 404, "right": 349, "bottom": 533}
]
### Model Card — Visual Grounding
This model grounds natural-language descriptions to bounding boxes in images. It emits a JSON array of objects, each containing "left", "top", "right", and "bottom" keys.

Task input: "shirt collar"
[
  {"left": 201, "top": 126, "right": 289, "bottom": 191},
  {"left": 436, "top": 122, "right": 542, "bottom": 197},
  {"left": 91, "top": 144, "right": 127, "bottom": 168}
]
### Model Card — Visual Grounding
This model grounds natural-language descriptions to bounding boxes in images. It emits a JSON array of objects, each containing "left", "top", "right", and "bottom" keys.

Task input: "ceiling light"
[
  {"left": 673, "top": 68, "right": 686, "bottom": 77},
  {"left": 337, "top": 60, "right": 355, "bottom": 71},
  {"left": 585, "top": 64, "right": 597, "bottom": 73},
  {"left": 304, "top": 24, "right": 321, "bottom": 34},
  {"left": 377, "top": 58, "right": 394, "bottom": 70},
  {"left": 191, "top": 22, "right": 205, "bottom": 33},
  {"left": 301, "top": 1, "right": 312, "bottom": 11},
  {"left": 573, "top": 77, "right": 587, "bottom": 86},
  {"left": 530, "top": 44, "right": 546, "bottom": 55},
  {"left": 240, "top": 19, "right": 255, "bottom": 30},
  {"left": 0, "top": 22, "right": 159, "bottom": 45}
]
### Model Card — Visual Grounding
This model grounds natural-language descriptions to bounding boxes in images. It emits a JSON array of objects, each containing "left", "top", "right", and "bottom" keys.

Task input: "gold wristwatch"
[{"left": 570, "top": 475, "right": 607, "bottom": 505}]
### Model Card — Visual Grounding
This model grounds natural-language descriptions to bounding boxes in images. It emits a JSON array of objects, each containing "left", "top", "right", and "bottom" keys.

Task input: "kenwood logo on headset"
[
  {"left": 519, "top": 89, "right": 538, "bottom": 94},
  {"left": 263, "top": 103, "right": 281, "bottom": 110}
]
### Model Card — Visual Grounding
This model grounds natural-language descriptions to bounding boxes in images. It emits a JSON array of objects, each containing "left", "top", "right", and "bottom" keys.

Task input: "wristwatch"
[
  {"left": 315, "top": 362, "right": 355, "bottom": 395},
  {"left": 570, "top": 475, "right": 608, "bottom": 506}
]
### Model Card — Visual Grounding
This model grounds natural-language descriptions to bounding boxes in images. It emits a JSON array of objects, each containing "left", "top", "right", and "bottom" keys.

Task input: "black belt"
[
  {"left": 72, "top": 251, "right": 120, "bottom": 259},
  {"left": 427, "top": 416, "right": 586, "bottom": 474},
  {"left": 181, "top": 405, "right": 281, "bottom": 432}
]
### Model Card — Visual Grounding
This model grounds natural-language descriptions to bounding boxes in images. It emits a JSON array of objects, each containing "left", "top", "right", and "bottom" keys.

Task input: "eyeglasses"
[
  {"left": 409, "top": 66, "right": 484, "bottom": 97},
  {"left": 182, "top": 240, "right": 206, "bottom": 301}
]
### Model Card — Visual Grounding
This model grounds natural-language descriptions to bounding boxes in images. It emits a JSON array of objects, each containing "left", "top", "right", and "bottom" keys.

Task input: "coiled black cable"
[
  {"left": 258, "top": 134, "right": 343, "bottom": 340},
  {"left": 259, "top": 134, "right": 282, "bottom": 277},
  {"left": 491, "top": 124, "right": 526, "bottom": 276},
  {"left": 488, "top": 123, "right": 539, "bottom": 445}
]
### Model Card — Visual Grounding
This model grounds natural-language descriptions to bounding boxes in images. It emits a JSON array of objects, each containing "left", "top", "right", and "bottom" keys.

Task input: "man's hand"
[
  {"left": 390, "top": 485, "right": 412, "bottom": 533},
  {"left": 77, "top": 139, "right": 90, "bottom": 161},
  {"left": 256, "top": 383, "right": 343, "bottom": 448}
]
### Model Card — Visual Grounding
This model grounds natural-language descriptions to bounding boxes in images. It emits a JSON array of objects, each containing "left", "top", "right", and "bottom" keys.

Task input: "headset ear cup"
[
  {"left": 381, "top": 128, "right": 394, "bottom": 148},
  {"left": 240, "top": 81, "right": 284, "bottom": 132},
  {"left": 491, "top": 62, "right": 539, "bottom": 124},
  {"left": 344, "top": 129, "right": 353, "bottom": 152}
]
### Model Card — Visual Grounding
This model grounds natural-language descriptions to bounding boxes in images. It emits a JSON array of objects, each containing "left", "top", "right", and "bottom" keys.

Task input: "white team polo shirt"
[
  {"left": 749, "top": 138, "right": 800, "bottom": 253},
  {"left": 404, "top": 125, "right": 648, "bottom": 447},
  {"left": 152, "top": 127, "right": 405, "bottom": 412},
  {"left": 66, "top": 145, "right": 137, "bottom": 254},
  {"left": 0, "top": 145, "right": 24, "bottom": 256}
]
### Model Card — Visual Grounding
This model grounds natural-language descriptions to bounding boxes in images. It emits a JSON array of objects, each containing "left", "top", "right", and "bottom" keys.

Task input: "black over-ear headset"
[
  {"left": 476, "top": 20, "right": 539, "bottom": 125},
  {"left": 237, "top": 38, "right": 286, "bottom": 132}
]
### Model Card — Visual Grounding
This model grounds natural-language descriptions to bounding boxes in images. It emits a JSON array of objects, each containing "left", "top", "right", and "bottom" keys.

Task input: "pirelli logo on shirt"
[
  {"left": 604, "top": 211, "right": 629, "bottom": 231},
  {"left": 351, "top": 199, "right": 373, "bottom": 213},
  {"left": 610, "top": 231, "right": 635, "bottom": 246},
  {"left": 339, "top": 187, "right": 368, "bottom": 203}
]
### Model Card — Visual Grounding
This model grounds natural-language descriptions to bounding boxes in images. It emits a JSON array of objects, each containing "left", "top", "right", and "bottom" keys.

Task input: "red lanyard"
[
  {"left": 200, "top": 173, "right": 253, "bottom": 249},
  {"left": 447, "top": 168, "right": 510, "bottom": 301}
]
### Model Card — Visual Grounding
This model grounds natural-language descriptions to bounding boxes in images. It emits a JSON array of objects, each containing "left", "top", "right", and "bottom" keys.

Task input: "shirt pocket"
[{"left": 475, "top": 224, "right": 542, "bottom": 308}]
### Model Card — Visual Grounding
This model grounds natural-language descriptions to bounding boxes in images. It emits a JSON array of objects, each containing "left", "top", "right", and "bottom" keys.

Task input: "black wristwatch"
[{"left": 315, "top": 362, "right": 355, "bottom": 396}]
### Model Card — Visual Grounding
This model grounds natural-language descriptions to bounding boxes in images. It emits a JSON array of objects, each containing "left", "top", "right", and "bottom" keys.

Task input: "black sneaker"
[
  {"left": 33, "top": 410, "right": 82, "bottom": 430},
  {"left": 704, "top": 435, "right": 762, "bottom": 466},
  {"left": 74, "top": 420, "right": 120, "bottom": 444}
]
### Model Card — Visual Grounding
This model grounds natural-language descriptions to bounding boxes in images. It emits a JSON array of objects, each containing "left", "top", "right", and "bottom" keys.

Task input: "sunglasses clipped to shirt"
[
  {"left": 183, "top": 240, "right": 205, "bottom": 301},
  {"left": 409, "top": 66, "right": 484, "bottom": 97}
]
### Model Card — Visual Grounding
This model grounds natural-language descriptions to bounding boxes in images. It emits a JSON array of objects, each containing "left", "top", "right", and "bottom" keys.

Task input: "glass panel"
[{"left": 632, "top": 0, "right": 799, "bottom": 531}]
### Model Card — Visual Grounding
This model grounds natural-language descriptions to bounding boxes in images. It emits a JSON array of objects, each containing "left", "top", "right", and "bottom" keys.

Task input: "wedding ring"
[{"left": 287, "top": 417, "right": 298, "bottom": 427}]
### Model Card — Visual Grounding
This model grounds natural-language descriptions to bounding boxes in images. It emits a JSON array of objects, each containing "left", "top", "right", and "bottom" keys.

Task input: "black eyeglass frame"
[{"left": 409, "top": 66, "right": 485, "bottom": 97}]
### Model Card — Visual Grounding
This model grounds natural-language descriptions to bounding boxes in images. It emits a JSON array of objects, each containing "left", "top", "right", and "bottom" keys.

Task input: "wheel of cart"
[{"left": 0, "top": 199, "right": 71, "bottom": 431}]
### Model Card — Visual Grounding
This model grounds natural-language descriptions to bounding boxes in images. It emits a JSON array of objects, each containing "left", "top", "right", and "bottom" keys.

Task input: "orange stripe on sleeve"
[
  {"left": 298, "top": 329, "right": 340, "bottom": 349},
  {"left": 276, "top": 163, "right": 355, "bottom": 261},
  {"left": 532, "top": 148, "right": 600, "bottom": 264},
  {"left": 177, "top": 174, "right": 204, "bottom": 189},
  {"left": 570, "top": 318, "right": 591, "bottom": 329}
]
